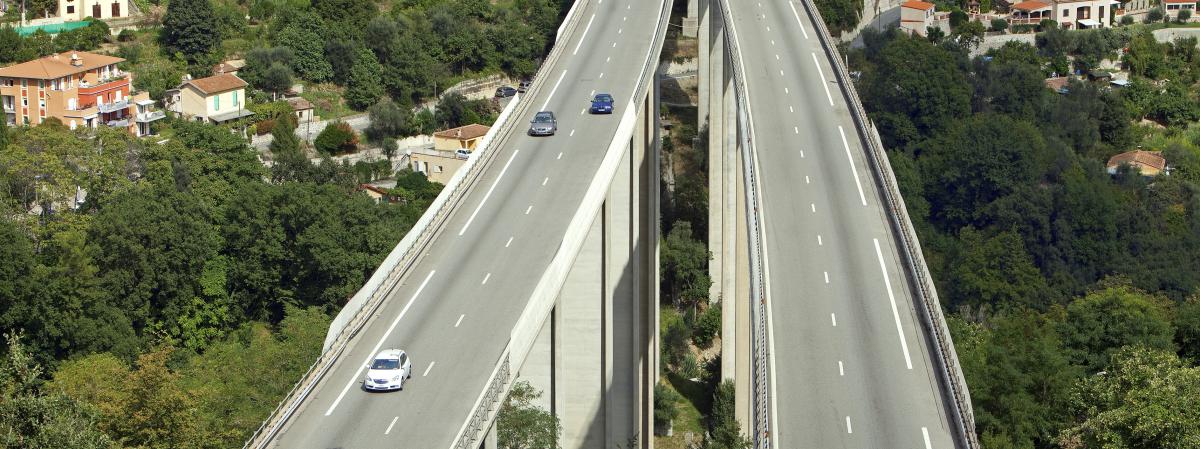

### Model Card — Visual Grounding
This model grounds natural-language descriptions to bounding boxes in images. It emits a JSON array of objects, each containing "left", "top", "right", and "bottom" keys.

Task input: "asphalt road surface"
[
  {"left": 728, "top": 0, "right": 958, "bottom": 447},
  {"left": 268, "top": 0, "right": 663, "bottom": 447}
]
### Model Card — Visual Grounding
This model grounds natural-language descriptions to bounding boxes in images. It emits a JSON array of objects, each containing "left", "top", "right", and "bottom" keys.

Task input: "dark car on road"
[
  {"left": 528, "top": 111, "right": 557, "bottom": 136},
  {"left": 590, "top": 93, "right": 614, "bottom": 114},
  {"left": 495, "top": 86, "right": 517, "bottom": 98},
  {"left": 518, "top": 79, "right": 532, "bottom": 93}
]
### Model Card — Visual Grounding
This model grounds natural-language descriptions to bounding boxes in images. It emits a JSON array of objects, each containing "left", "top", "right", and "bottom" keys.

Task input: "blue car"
[{"left": 590, "top": 93, "right": 614, "bottom": 114}]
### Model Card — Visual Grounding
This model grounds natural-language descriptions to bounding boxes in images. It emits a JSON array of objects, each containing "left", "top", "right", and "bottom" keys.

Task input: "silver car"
[
  {"left": 363, "top": 349, "right": 412, "bottom": 391},
  {"left": 528, "top": 111, "right": 557, "bottom": 136}
]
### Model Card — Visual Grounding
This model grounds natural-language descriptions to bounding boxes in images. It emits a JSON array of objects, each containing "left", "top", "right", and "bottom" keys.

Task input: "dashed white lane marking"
[
  {"left": 525, "top": 205, "right": 533, "bottom": 215},
  {"left": 606, "top": 56, "right": 611, "bottom": 62},
  {"left": 325, "top": 270, "right": 435, "bottom": 416},
  {"left": 570, "top": 129, "right": 576, "bottom": 136},
  {"left": 839, "top": 126, "right": 869, "bottom": 206},
  {"left": 589, "top": 89, "right": 595, "bottom": 97},
  {"left": 542, "top": 177, "right": 549, "bottom": 186},
  {"left": 455, "top": 314, "right": 465, "bottom": 327},
  {"left": 623, "top": 16, "right": 627, "bottom": 21},
  {"left": 846, "top": 416, "right": 853, "bottom": 434},
  {"left": 784, "top": 87, "right": 789, "bottom": 94},
  {"left": 771, "top": 39, "right": 775, "bottom": 45},
  {"left": 831, "top": 313, "right": 837, "bottom": 326},
  {"left": 805, "top": 175, "right": 810, "bottom": 184},
  {"left": 422, "top": 361, "right": 436, "bottom": 377},
  {"left": 541, "top": 70, "right": 568, "bottom": 111},
  {"left": 573, "top": 14, "right": 596, "bottom": 55},
  {"left": 599, "top": 72, "right": 605, "bottom": 79},
  {"left": 800, "top": 150, "right": 805, "bottom": 158},
  {"left": 385, "top": 416, "right": 399, "bottom": 435},
  {"left": 775, "top": 54, "right": 780, "bottom": 60},
  {"left": 875, "top": 238, "right": 914, "bottom": 370},
  {"left": 922, "top": 428, "right": 933, "bottom": 449},
  {"left": 767, "top": 26, "right": 771, "bottom": 31},
  {"left": 794, "top": 126, "right": 799, "bottom": 134},
  {"left": 459, "top": 150, "right": 520, "bottom": 236},
  {"left": 839, "top": 361, "right": 844, "bottom": 376},
  {"left": 618, "top": 28, "right": 622, "bottom": 34},
  {"left": 505, "top": 236, "right": 514, "bottom": 248},
  {"left": 789, "top": 105, "right": 794, "bottom": 113},
  {"left": 581, "top": 109, "right": 586, "bottom": 115},
  {"left": 481, "top": 273, "right": 491, "bottom": 284},
  {"left": 612, "top": 42, "right": 617, "bottom": 48},
  {"left": 811, "top": 52, "right": 835, "bottom": 106},
  {"left": 788, "top": 1, "right": 811, "bottom": 40},
  {"left": 818, "top": 235, "right": 823, "bottom": 246},
  {"left": 811, "top": 203, "right": 816, "bottom": 213},
  {"left": 824, "top": 271, "right": 830, "bottom": 284},
  {"left": 557, "top": 152, "right": 563, "bottom": 159},
  {"left": 779, "top": 69, "right": 784, "bottom": 76}
]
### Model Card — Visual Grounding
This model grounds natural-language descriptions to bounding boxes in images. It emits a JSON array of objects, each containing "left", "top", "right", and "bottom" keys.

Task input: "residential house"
[
  {"left": 287, "top": 96, "right": 314, "bottom": 124},
  {"left": 409, "top": 147, "right": 467, "bottom": 185},
  {"left": 172, "top": 73, "right": 254, "bottom": 124},
  {"left": 358, "top": 181, "right": 399, "bottom": 204},
  {"left": 1011, "top": 0, "right": 1120, "bottom": 27},
  {"left": 56, "top": 0, "right": 129, "bottom": 20},
  {"left": 1107, "top": 150, "right": 1167, "bottom": 176},
  {"left": 1164, "top": 0, "right": 1197, "bottom": 14},
  {"left": 433, "top": 123, "right": 490, "bottom": 151},
  {"left": 899, "top": 0, "right": 936, "bottom": 36},
  {"left": 1044, "top": 76, "right": 1070, "bottom": 93},
  {"left": 212, "top": 60, "right": 244, "bottom": 76},
  {"left": 0, "top": 50, "right": 161, "bottom": 135}
]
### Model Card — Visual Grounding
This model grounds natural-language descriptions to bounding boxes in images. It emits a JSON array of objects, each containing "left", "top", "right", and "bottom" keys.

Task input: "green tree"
[
  {"left": 710, "top": 380, "right": 751, "bottom": 449},
  {"left": 653, "top": 382, "right": 681, "bottom": 430},
  {"left": 1178, "top": 297, "right": 1200, "bottom": 361},
  {"left": 276, "top": 23, "right": 333, "bottom": 83},
  {"left": 0, "top": 334, "right": 113, "bottom": 449},
  {"left": 945, "top": 228, "right": 1048, "bottom": 312},
  {"left": 345, "top": 47, "right": 385, "bottom": 110},
  {"left": 314, "top": 121, "right": 358, "bottom": 155},
  {"left": 497, "top": 381, "right": 560, "bottom": 449},
  {"left": 160, "top": 0, "right": 220, "bottom": 63},
  {"left": 1058, "top": 346, "right": 1200, "bottom": 449},
  {"left": 1059, "top": 282, "right": 1175, "bottom": 373},
  {"left": 863, "top": 34, "right": 971, "bottom": 141},
  {"left": 365, "top": 97, "right": 414, "bottom": 143},
  {"left": 661, "top": 221, "right": 711, "bottom": 312}
]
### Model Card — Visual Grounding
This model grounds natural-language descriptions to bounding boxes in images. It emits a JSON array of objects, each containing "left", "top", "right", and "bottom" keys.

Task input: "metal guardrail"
[
  {"left": 710, "top": 0, "right": 772, "bottom": 447},
  {"left": 797, "top": 1, "right": 980, "bottom": 447}
]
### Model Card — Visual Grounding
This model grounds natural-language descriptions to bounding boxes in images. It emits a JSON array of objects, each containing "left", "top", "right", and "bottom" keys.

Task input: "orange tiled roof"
[
  {"left": 1107, "top": 150, "right": 1166, "bottom": 172},
  {"left": 184, "top": 73, "right": 247, "bottom": 95},
  {"left": 0, "top": 51, "right": 124, "bottom": 80},
  {"left": 902, "top": 0, "right": 935, "bottom": 10},
  {"left": 434, "top": 123, "right": 491, "bottom": 140},
  {"left": 1012, "top": 0, "right": 1050, "bottom": 10}
]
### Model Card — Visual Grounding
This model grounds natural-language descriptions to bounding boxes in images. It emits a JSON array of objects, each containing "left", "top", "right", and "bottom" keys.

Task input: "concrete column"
[
  {"left": 706, "top": 0, "right": 728, "bottom": 309},
  {"left": 520, "top": 311, "right": 554, "bottom": 412},
  {"left": 555, "top": 210, "right": 606, "bottom": 449},
  {"left": 684, "top": 0, "right": 699, "bottom": 37},
  {"left": 480, "top": 421, "right": 498, "bottom": 449},
  {"left": 734, "top": 139, "right": 752, "bottom": 433}
]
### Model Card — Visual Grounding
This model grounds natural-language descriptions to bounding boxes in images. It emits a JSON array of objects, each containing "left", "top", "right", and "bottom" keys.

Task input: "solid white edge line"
[
  {"left": 572, "top": 14, "right": 596, "bottom": 55},
  {"left": 875, "top": 238, "right": 914, "bottom": 370},
  {"left": 726, "top": 6, "right": 780, "bottom": 447},
  {"left": 423, "top": 361, "right": 436, "bottom": 377},
  {"left": 810, "top": 52, "right": 835, "bottom": 107},
  {"left": 839, "top": 126, "right": 869, "bottom": 206},
  {"left": 788, "top": 0, "right": 811, "bottom": 40},
  {"left": 923, "top": 427, "right": 933, "bottom": 449},
  {"left": 454, "top": 314, "right": 465, "bottom": 327},
  {"left": 540, "top": 70, "right": 569, "bottom": 111},
  {"left": 459, "top": 150, "right": 521, "bottom": 235},
  {"left": 385, "top": 416, "right": 399, "bottom": 435},
  {"left": 325, "top": 270, "right": 436, "bottom": 416}
]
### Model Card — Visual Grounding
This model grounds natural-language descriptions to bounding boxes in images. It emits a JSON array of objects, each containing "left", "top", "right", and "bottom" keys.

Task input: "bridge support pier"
[
  {"left": 513, "top": 69, "right": 660, "bottom": 449},
  {"left": 697, "top": 0, "right": 753, "bottom": 433}
]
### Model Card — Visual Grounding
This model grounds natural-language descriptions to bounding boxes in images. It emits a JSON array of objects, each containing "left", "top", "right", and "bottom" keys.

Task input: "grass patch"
[
  {"left": 302, "top": 84, "right": 351, "bottom": 120},
  {"left": 655, "top": 375, "right": 707, "bottom": 449}
]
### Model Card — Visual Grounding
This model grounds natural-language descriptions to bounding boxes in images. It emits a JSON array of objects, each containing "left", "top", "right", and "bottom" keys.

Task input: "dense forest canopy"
[{"left": 852, "top": 27, "right": 1200, "bottom": 448}]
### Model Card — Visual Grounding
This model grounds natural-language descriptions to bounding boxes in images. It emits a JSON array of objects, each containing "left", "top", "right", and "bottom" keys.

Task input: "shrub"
[
  {"left": 314, "top": 121, "right": 358, "bottom": 155},
  {"left": 117, "top": 28, "right": 137, "bottom": 42},
  {"left": 990, "top": 18, "right": 1009, "bottom": 32},
  {"left": 1146, "top": 7, "right": 1164, "bottom": 23},
  {"left": 1121, "top": 14, "right": 1135, "bottom": 25},
  {"left": 692, "top": 304, "right": 721, "bottom": 349},
  {"left": 256, "top": 119, "right": 275, "bottom": 136},
  {"left": 1179, "top": 8, "right": 1192, "bottom": 22},
  {"left": 677, "top": 352, "right": 701, "bottom": 379},
  {"left": 653, "top": 383, "right": 681, "bottom": 429},
  {"left": 661, "top": 308, "right": 691, "bottom": 368}
]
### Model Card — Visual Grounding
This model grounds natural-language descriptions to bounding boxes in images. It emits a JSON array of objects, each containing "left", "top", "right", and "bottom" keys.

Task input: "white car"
[{"left": 363, "top": 349, "right": 412, "bottom": 391}]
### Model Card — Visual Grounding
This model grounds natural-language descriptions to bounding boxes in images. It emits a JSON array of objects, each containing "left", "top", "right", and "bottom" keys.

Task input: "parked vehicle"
[{"left": 495, "top": 86, "right": 517, "bottom": 98}]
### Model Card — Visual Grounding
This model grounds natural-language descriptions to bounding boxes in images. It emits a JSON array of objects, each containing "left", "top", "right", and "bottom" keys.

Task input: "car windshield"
[
  {"left": 371, "top": 358, "right": 400, "bottom": 370},
  {"left": 595, "top": 94, "right": 613, "bottom": 102},
  {"left": 534, "top": 113, "right": 553, "bottom": 123}
]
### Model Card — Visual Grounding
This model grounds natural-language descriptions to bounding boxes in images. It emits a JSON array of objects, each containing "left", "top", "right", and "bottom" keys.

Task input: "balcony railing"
[
  {"left": 97, "top": 99, "right": 129, "bottom": 113},
  {"left": 134, "top": 110, "right": 165, "bottom": 122},
  {"left": 106, "top": 118, "right": 130, "bottom": 128}
]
